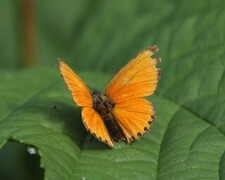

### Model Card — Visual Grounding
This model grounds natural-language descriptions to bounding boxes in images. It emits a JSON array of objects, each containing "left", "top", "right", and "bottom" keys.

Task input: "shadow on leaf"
[{"left": 26, "top": 99, "right": 111, "bottom": 150}]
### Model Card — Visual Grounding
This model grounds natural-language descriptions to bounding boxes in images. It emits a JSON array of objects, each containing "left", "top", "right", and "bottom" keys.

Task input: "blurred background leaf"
[{"left": 0, "top": 0, "right": 225, "bottom": 179}]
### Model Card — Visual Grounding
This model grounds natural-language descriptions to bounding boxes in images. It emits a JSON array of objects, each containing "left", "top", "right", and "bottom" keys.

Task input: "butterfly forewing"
[
  {"left": 105, "top": 46, "right": 160, "bottom": 104},
  {"left": 58, "top": 60, "right": 93, "bottom": 107}
]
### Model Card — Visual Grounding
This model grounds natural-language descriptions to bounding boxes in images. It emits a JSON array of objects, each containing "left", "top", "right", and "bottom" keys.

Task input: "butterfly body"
[
  {"left": 58, "top": 45, "right": 161, "bottom": 147},
  {"left": 92, "top": 91, "right": 126, "bottom": 142}
]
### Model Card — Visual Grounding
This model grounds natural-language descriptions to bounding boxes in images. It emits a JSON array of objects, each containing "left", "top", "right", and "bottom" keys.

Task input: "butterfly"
[{"left": 58, "top": 45, "right": 161, "bottom": 147}]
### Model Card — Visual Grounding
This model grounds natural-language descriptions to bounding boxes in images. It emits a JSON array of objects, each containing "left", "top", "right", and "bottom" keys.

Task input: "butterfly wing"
[
  {"left": 82, "top": 107, "right": 114, "bottom": 147},
  {"left": 113, "top": 98, "right": 155, "bottom": 142},
  {"left": 58, "top": 60, "right": 113, "bottom": 147},
  {"left": 105, "top": 45, "right": 160, "bottom": 143},
  {"left": 105, "top": 45, "right": 160, "bottom": 104},
  {"left": 58, "top": 59, "right": 93, "bottom": 107}
]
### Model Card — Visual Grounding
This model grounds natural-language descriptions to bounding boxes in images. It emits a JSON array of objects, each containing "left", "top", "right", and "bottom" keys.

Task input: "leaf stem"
[{"left": 21, "top": 0, "right": 36, "bottom": 68}]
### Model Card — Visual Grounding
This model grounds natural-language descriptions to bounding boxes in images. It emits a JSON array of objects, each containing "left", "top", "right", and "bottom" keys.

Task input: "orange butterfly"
[{"left": 58, "top": 45, "right": 161, "bottom": 147}]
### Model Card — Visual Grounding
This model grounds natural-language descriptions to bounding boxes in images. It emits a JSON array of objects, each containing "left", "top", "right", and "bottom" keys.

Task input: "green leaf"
[
  {"left": 0, "top": 68, "right": 177, "bottom": 179},
  {"left": 1, "top": 0, "right": 225, "bottom": 179}
]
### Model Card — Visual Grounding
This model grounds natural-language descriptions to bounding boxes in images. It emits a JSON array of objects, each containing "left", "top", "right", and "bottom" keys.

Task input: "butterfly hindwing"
[
  {"left": 113, "top": 98, "right": 155, "bottom": 142},
  {"left": 58, "top": 59, "right": 93, "bottom": 107},
  {"left": 82, "top": 107, "right": 114, "bottom": 147}
]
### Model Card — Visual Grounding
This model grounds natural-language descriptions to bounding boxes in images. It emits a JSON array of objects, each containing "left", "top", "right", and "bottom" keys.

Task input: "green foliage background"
[{"left": 0, "top": 0, "right": 225, "bottom": 179}]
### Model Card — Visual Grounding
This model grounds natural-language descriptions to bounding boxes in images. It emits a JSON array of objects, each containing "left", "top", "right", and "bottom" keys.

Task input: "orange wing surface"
[
  {"left": 58, "top": 59, "right": 93, "bottom": 107},
  {"left": 113, "top": 98, "right": 155, "bottom": 143},
  {"left": 105, "top": 45, "right": 160, "bottom": 104},
  {"left": 82, "top": 107, "right": 114, "bottom": 147}
]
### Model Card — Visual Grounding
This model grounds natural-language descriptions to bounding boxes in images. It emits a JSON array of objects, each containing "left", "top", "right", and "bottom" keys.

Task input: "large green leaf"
[
  {"left": 1, "top": 0, "right": 225, "bottom": 179},
  {"left": 1, "top": 60, "right": 225, "bottom": 179},
  {"left": 0, "top": 68, "right": 176, "bottom": 179}
]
